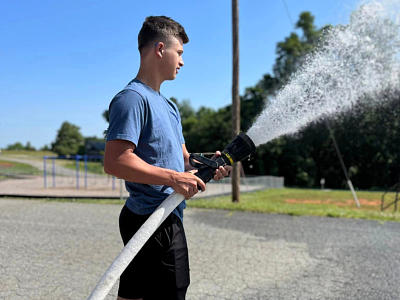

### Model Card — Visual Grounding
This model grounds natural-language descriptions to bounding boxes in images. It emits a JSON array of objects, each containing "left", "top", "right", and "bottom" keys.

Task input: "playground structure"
[
  {"left": 41, "top": 155, "right": 284, "bottom": 198},
  {"left": 43, "top": 155, "right": 120, "bottom": 190}
]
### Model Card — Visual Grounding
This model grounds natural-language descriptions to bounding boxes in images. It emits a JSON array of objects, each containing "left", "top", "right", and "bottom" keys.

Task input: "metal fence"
[{"left": 193, "top": 175, "right": 284, "bottom": 198}]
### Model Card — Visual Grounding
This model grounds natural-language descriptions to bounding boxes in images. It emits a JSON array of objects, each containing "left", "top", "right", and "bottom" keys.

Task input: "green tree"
[
  {"left": 40, "top": 145, "right": 51, "bottom": 151},
  {"left": 78, "top": 136, "right": 105, "bottom": 155},
  {"left": 6, "top": 142, "right": 25, "bottom": 151},
  {"left": 52, "top": 121, "right": 84, "bottom": 156},
  {"left": 263, "top": 12, "right": 325, "bottom": 89},
  {"left": 102, "top": 110, "right": 109, "bottom": 123},
  {"left": 170, "top": 97, "right": 195, "bottom": 120},
  {"left": 24, "top": 142, "right": 36, "bottom": 151}
]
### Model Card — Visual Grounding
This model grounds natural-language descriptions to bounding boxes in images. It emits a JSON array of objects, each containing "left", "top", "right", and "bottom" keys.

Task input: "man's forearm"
[{"left": 104, "top": 152, "right": 177, "bottom": 186}]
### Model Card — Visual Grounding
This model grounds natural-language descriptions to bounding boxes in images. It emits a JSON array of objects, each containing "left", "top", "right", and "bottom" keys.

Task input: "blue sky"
[{"left": 0, "top": 0, "right": 359, "bottom": 149}]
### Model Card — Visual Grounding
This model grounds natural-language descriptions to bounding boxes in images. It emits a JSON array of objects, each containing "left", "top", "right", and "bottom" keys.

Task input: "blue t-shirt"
[{"left": 106, "top": 79, "right": 186, "bottom": 220}]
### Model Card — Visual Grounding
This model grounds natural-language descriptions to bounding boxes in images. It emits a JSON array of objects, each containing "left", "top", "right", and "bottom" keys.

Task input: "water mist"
[{"left": 247, "top": 0, "right": 400, "bottom": 146}]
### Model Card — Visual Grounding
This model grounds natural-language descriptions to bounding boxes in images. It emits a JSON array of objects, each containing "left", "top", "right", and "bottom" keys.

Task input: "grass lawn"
[
  {"left": 0, "top": 160, "right": 41, "bottom": 176},
  {"left": 1, "top": 150, "right": 55, "bottom": 158},
  {"left": 60, "top": 160, "right": 105, "bottom": 175},
  {"left": 187, "top": 188, "right": 400, "bottom": 222},
  {"left": 30, "top": 188, "right": 400, "bottom": 223}
]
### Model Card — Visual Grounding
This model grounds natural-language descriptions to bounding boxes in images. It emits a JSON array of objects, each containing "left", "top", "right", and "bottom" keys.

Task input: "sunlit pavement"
[{"left": 1, "top": 199, "right": 399, "bottom": 299}]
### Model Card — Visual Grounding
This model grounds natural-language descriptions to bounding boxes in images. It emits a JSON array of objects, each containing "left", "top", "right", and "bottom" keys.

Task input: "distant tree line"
[
  {"left": 5, "top": 121, "right": 104, "bottom": 157},
  {"left": 5, "top": 141, "right": 38, "bottom": 151}
]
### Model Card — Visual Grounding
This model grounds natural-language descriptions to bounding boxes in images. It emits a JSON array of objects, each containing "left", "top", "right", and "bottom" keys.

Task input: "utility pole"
[{"left": 231, "top": 0, "right": 240, "bottom": 202}]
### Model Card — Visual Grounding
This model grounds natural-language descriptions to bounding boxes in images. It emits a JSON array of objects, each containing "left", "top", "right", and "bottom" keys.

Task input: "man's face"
[{"left": 160, "top": 37, "right": 184, "bottom": 80}]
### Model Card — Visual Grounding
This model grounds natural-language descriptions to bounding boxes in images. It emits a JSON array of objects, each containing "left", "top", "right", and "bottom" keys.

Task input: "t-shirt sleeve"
[{"left": 106, "top": 89, "right": 145, "bottom": 147}]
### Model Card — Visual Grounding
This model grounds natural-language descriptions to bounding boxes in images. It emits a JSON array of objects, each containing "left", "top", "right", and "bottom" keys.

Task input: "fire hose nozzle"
[{"left": 189, "top": 132, "right": 256, "bottom": 185}]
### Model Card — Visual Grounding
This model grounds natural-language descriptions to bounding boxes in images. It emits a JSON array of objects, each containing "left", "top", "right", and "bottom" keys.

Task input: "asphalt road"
[{"left": 1, "top": 199, "right": 399, "bottom": 299}]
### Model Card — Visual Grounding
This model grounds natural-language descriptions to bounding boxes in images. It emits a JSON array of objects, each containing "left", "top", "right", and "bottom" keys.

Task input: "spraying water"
[{"left": 247, "top": 0, "right": 400, "bottom": 146}]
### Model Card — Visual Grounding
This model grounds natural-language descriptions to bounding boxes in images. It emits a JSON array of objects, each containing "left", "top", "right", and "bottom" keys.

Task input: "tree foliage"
[
  {"left": 102, "top": 109, "right": 109, "bottom": 123},
  {"left": 6, "top": 142, "right": 36, "bottom": 151},
  {"left": 52, "top": 121, "right": 84, "bottom": 156}
]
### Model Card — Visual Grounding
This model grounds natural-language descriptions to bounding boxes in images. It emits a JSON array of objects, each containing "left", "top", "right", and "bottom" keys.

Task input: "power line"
[{"left": 281, "top": 0, "right": 294, "bottom": 27}]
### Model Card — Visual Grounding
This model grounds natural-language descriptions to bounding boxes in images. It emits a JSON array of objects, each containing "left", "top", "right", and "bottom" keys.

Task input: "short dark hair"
[{"left": 138, "top": 16, "right": 189, "bottom": 52}]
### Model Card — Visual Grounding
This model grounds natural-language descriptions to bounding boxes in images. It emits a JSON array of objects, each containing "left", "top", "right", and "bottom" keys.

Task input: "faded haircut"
[{"left": 138, "top": 16, "right": 189, "bottom": 52}]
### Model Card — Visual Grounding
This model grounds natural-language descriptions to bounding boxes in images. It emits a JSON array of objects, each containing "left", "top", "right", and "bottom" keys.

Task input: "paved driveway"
[{"left": 1, "top": 199, "right": 399, "bottom": 299}]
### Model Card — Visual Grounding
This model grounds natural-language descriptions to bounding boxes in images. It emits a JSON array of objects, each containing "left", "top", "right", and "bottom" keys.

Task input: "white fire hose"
[{"left": 87, "top": 191, "right": 185, "bottom": 300}]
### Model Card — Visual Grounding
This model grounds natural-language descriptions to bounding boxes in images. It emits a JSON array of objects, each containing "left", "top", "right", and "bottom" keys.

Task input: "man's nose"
[{"left": 179, "top": 59, "right": 184, "bottom": 67}]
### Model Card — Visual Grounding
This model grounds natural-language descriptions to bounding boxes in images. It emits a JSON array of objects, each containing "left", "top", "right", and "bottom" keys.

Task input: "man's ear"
[{"left": 155, "top": 42, "right": 165, "bottom": 58}]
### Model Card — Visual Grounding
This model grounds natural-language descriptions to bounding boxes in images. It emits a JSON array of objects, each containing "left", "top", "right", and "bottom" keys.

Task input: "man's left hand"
[{"left": 213, "top": 151, "right": 232, "bottom": 180}]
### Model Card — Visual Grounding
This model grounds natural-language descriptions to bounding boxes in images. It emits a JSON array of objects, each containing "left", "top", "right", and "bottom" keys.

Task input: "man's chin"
[{"left": 166, "top": 74, "right": 177, "bottom": 81}]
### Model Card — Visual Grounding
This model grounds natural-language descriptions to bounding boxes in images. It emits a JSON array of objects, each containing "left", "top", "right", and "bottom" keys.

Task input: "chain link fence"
[{"left": 194, "top": 176, "right": 284, "bottom": 198}]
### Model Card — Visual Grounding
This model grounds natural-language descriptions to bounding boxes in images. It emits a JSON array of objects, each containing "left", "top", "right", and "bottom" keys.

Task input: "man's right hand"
[{"left": 171, "top": 171, "right": 206, "bottom": 199}]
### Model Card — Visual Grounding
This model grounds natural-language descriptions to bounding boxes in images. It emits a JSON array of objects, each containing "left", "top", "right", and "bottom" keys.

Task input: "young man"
[{"left": 104, "top": 16, "right": 229, "bottom": 300}]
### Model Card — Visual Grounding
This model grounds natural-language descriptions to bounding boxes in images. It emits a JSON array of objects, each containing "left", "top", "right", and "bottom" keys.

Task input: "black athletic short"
[{"left": 118, "top": 205, "right": 190, "bottom": 300}]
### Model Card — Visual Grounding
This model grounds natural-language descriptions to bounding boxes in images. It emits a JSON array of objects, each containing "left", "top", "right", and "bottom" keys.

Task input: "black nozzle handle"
[
  {"left": 194, "top": 156, "right": 227, "bottom": 190},
  {"left": 189, "top": 153, "right": 219, "bottom": 169},
  {"left": 195, "top": 167, "right": 214, "bottom": 188},
  {"left": 190, "top": 132, "right": 256, "bottom": 192}
]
